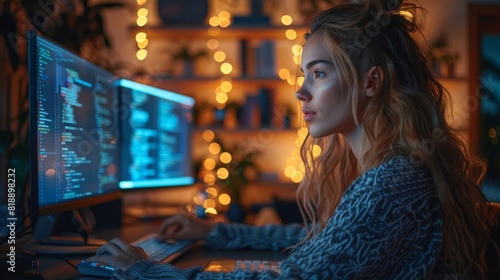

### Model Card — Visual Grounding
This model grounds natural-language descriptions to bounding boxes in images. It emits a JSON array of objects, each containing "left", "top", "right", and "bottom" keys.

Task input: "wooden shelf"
[
  {"left": 131, "top": 25, "right": 308, "bottom": 40},
  {"left": 133, "top": 24, "right": 303, "bottom": 180},
  {"left": 150, "top": 76, "right": 290, "bottom": 88}
]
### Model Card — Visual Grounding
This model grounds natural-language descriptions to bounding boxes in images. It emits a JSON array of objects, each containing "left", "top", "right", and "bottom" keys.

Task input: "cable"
[{"left": 43, "top": 255, "right": 79, "bottom": 271}]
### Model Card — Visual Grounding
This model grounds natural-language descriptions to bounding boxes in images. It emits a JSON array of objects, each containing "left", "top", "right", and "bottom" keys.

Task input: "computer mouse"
[{"left": 77, "top": 260, "right": 116, "bottom": 278}]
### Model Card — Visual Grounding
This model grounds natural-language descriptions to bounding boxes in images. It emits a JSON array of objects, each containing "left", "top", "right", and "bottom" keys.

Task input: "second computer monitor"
[{"left": 118, "top": 79, "right": 195, "bottom": 189}]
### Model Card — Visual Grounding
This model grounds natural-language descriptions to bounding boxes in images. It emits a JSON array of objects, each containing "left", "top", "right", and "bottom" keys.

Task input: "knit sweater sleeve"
[{"left": 204, "top": 222, "right": 307, "bottom": 251}]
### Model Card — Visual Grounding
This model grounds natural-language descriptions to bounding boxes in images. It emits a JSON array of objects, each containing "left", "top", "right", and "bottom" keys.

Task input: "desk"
[{"left": 13, "top": 220, "right": 287, "bottom": 279}]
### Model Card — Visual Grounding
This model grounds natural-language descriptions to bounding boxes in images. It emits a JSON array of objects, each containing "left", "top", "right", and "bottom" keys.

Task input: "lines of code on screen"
[
  {"left": 36, "top": 37, "right": 119, "bottom": 207},
  {"left": 118, "top": 80, "right": 194, "bottom": 189}
]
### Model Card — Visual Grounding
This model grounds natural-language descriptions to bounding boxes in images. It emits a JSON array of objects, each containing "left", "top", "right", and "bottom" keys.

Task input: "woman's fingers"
[
  {"left": 86, "top": 239, "right": 149, "bottom": 271},
  {"left": 159, "top": 215, "right": 186, "bottom": 236}
]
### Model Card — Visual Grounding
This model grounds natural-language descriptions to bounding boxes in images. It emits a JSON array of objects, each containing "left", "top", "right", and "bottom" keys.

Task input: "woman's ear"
[{"left": 364, "top": 66, "right": 384, "bottom": 97}]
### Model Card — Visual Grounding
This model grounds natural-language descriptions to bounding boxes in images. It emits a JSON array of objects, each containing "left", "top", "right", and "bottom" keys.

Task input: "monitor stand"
[{"left": 23, "top": 210, "right": 107, "bottom": 255}]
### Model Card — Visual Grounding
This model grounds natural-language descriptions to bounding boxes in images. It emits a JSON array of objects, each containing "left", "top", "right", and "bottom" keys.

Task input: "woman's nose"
[{"left": 295, "top": 86, "right": 311, "bottom": 102}]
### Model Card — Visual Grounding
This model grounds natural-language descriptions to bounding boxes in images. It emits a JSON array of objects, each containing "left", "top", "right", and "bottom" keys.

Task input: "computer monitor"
[
  {"left": 27, "top": 31, "right": 121, "bottom": 253},
  {"left": 117, "top": 79, "right": 195, "bottom": 190}
]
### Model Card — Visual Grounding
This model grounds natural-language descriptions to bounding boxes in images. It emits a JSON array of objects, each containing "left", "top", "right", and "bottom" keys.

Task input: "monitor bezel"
[{"left": 28, "top": 30, "right": 121, "bottom": 219}]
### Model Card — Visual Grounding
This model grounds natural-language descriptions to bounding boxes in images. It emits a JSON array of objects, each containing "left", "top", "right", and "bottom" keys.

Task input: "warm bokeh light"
[
  {"left": 202, "top": 130, "right": 215, "bottom": 141},
  {"left": 292, "top": 44, "right": 301, "bottom": 56},
  {"left": 218, "top": 11, "right": 232, "bottom": 28},
  {"left": 297, "top": 76, "right": 304, "bottom": 86},
  {"left": 285, "top": 156, "right": 297, "bottom": 166},
  {"left": 291, "top": 171, "right": 304, "bottom": 183},
  {"left": 136, "top": 49, "right": 147, "bottom": 60},
  {"left": 220, "top": 152, "right": 232, "bottom": 164},
  {"left": 281, "top": 15, "right": 293, "bottom": 26},
  {"left": 295, "top": 138, "right": 302, "bottom": 147},
  {"left": 137, "top": 8, "right": 148, "bottom": 17},
  {"left": 205, "top": 208, "right": 218, "bottom": 215},
  {"left": 137, "top": 0, "right": 147, "bottom": 5},
  {"left": 203, "top": 198, "right": 216, "bottom": 208},
  {"left": 137, "top": 38, "right": 148, "bottom": 49},
  {"left": 219, "top": 11, "right": 231, "bottom": 20},
  {"left": 217, "top": 167, "right": 229, "bottom": 179},
  {"left": 298, "top": 127, "right": 309, "bottom": 138},
  {"left": 312, "top": 144, "right": 322, "bottom": 157},
  {"left": 293, "top": 54, "right": 300, "bottom": 65},
  {"left": 214, "top": 51, "right": 226, "bottom": 62},
  {"left": 209, "top": 16, "right": 220, "bottom": 27},
  {"left": 287, "top": 74, "right": 296, "bottom": 86},
  {"left": 135, "top": 32, "right": 146, "bottom": 43},
  {"left": 297, "top": 161, "right": 304, "bottom": 173},
  {"left": 137, "top": 17, "right": 147, "bottom": 27},
  {"left": 279, "top": 68, "right": 290, "bottom": 80},
  {"left": 220, "top": 81, "right": 232, "bottom": 92},
  {"left": 291, "top": 148, "right": 301, "bottom": 158},
  {"left": 208, "top": 27, "right": 221, "bottom": 36},
  {"left": 209, "top": 143, "right": 221, "bottom": 154},
  {"left": 203, "top": 173, "right": 216, "bottom": 185},
  {"left": 218, "top": 193, "right": 231, "bottom": 205},
  {"left": 284, "top": 166, "right": 296, "bottom": 177},
  {"left": 207, "top": 39, "right": 219, "bottom": 50},
  {"left": 204, "top": 158, "right": 216, "bottom": 170},
  {"left": 220, "top": 62, "right": 233, "bottom": 74},
  {"left": 206, "top": 187, "right": 218, "bottom": 197},
  {"left": 285, "top": 29, "right": 297, "bottom": 40},
  {"left": 216, "top": 92, "right": 228, "bottom": 104},
  {"left": 193, "top": 192, "right": 205, "bottom": 205},
  {"left": 219, "top": 18, "right": 231, "bottom": 28}
]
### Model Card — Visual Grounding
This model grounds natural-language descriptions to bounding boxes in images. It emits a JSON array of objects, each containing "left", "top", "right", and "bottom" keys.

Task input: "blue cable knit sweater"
[{"left": 114, "top": 156, "right": 444, "bottom": 279}]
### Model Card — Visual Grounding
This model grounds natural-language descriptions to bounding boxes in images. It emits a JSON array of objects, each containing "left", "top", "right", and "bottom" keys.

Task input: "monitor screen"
[
  {"left": 118, "top": 79, "right": 195, "bottom": 189},
  {"left": 28, "top": 31, "right": 121, "bottom": 218}
]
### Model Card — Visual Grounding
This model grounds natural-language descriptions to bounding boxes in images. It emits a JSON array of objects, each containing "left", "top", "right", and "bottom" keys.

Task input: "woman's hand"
[
  {"left": 158, "top": 214, "right": 216, "bottom": 241},
  {"left": 85, "top": 238, "right": 149, "bottom": 271}
]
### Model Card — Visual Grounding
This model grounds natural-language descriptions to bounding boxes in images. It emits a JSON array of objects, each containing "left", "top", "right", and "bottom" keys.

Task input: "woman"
[{"left": 87, "top": 0, "right": 494, "bottom": 278}]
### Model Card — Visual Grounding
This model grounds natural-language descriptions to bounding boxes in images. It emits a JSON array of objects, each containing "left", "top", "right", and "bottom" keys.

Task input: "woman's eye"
[{"left": 314, "top": 70, "right": 325, "bottom": 79}]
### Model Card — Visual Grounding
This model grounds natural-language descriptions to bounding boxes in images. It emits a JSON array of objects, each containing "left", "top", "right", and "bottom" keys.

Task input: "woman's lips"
[{"left": 302, "top": 110, "right": 316, "bottom": 122}]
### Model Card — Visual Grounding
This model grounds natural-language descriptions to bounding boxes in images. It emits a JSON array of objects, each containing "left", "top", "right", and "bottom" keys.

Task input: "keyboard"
[
  {"left": 77, "top": 233, "right": 194, "bottom": 277},
  {"left": 132, "top": 233, "right": 194, "bottom": 263}
]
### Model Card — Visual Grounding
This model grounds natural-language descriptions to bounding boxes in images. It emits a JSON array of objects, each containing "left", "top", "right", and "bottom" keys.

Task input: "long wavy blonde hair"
[{"left": 296, "top": 0, "right": 493, "bottom": 278}]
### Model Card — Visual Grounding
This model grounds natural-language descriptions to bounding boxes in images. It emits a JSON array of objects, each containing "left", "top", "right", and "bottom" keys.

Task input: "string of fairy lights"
[
  {"left": 134, "top": 1, "right": 324, "bottom": 216},
  {"left": 135, "top": 0, "right": 149, "bottom": 60}
]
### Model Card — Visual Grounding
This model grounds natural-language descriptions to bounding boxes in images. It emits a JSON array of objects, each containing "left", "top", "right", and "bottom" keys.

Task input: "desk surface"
[{"left": 14, "top": 220, "right": 287, "bottom": 279}]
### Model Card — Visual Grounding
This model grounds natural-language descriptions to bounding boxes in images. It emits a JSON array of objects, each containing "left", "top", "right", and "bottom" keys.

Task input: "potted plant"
[
  {"left": 195, "top": 137, "right": 260, "bottom": 222},
  {"left": 171, "top": 44, "right": 208, "bottom": 77},
  {"left": 439, "top": 50, "right": 460, "bottom": 78},
  {"left": 429, "top": 34, "right": 460, "bottom": 78}
]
